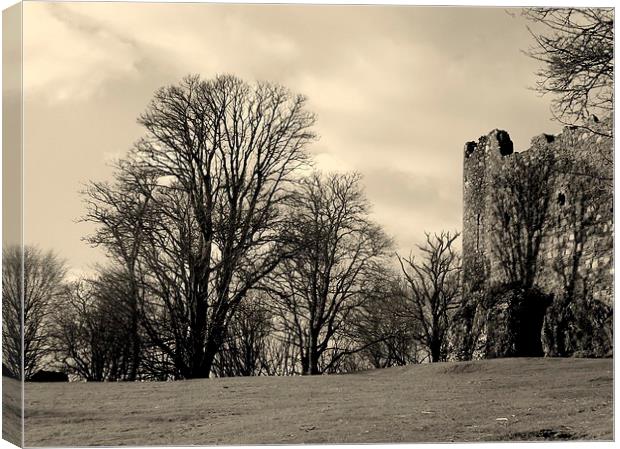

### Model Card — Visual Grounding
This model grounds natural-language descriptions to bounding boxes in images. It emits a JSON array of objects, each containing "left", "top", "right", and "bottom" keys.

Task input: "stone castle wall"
[{"left": 463, "top": 125, "right": 613, "bottom": 314}]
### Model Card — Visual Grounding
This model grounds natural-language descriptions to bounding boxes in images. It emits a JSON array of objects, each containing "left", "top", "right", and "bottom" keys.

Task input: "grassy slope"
[
  {"left": 15, "top": 357, "right": 613, "bottom": 446},
  {"left": 2, "top": 376, "right": 22, "bottom": 446}
]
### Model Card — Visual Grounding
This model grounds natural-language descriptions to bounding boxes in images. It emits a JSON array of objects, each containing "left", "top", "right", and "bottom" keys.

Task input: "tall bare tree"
[
  {"left": 397, "top": 232, "right": 461, "bottom": 363},
  {"left": 2, "top": 245, "right": 66, "bottom": 380},
  {"left": 267, "top": 172, "right": 392, "bottom": 375},
  {"left": 86, "top": 75, "right": 315, "bottom": 379},
  {"left": 523, "top": 8, "right": 614, "bottom": 137},
  {"left": 82, "top": 159, "right": 155, "bottom": 380}
]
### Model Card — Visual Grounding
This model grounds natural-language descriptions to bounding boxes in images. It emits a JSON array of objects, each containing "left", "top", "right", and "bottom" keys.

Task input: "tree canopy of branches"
[
  {"left": 267, "top": 172, "right": 392, "bottom": 374},
  {"left": 2, "top": 245, "right": 66, "bottom": 380},
  {"left": 351, "top": 274, "right": 420, "bottom": 368},
  {"left": 81, "top": 161, "right": 153, "bottom": 380},
  {"left": 523, "top": 8, "right": 614, "bottom": 136},
  {"left": 212, "top": 293, "right": 274, "bottom": 377},
  {"left": 397, "top": 232, "right": 461, "bottom": 363},
  {"left": 51, "top": 268, "right": 140, "bottom": 381},
  {"left": 83, "top": 74, "right": 315, "bottom": 379}
]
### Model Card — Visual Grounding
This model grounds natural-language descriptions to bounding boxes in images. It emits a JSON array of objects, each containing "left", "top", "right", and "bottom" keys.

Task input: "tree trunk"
[
  {"left": 430, "top": 339, "right": 442, "bottom": 363},
  {"left": 125, "top": 261, "right": 141, "bottom": 381},
  {"left": 309, "top": 355, "right": 320, "bottom": 375},
  {"left": 302, "top": 334, "right": 321, "bottom": 375},
  {"left": 199, "top": 350, "right": 216, "bottom": 379},
  {"left": 128, "top": 300, "right": 140, "bottom": 381},
  {"left": 186, "top": 292, "right": 212, "bottom": 379}
]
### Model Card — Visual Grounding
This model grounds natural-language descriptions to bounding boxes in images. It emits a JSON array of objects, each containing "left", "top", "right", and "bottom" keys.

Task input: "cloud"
[
  {"left": 21, "top": 3, "right": 561, "bottom": 271},
  {"left": 362, "top": 167, "right": 461, "bottom": 247},
  {"left": 24, "top": 3, "right": 145, "bottom": 103},
  {"left": 364, "top": 168, "right": 448, "bottom": 209}
]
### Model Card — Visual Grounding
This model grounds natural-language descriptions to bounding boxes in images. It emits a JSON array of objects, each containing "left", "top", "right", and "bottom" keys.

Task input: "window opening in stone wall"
[
  {"left": 557, "top": 192, "right": 566, "bottom": 206},
  {"left": 496, "top": 130, "right": 514, "bottom": 156},
  {"left": 503, "top": 212, "right": 510, "bottom": 226},
  {"left": 465, "top": 141, "right": 477, "bottom": 159}
]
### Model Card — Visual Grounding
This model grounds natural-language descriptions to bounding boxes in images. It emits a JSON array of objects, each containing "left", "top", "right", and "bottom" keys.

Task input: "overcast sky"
[{"left": 21, "top": 1, "right": 562, "bottom": 274}]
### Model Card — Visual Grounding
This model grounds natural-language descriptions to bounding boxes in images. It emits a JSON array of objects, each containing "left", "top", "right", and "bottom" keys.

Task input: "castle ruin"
[{"left": 462, "top": 123, "right": 613, "bottom": 357}]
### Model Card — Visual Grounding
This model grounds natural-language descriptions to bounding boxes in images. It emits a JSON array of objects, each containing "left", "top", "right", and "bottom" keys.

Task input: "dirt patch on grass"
[
  {"left": 588, "top": 375, "right": 613, "bottom": 384},
  {"left": 504, "top": 427, "right": 586, "bottom": 441}
]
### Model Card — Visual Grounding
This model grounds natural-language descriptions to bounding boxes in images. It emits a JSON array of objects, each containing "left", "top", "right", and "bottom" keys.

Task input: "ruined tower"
[
  {"left": 462, "top": 129, "right": 514, "bottom": 302},
  {"left": 462, "top": 124, "right": 613, "bottom": 357}
]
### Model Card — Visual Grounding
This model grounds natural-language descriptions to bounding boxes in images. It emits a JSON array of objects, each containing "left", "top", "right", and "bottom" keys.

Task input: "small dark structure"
[{"left": 29, "top": 370, "right": 69, "bottom": 382}]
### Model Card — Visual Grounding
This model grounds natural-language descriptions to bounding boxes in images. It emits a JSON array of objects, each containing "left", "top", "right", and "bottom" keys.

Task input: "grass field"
[
  {"left": 10, "top": 357, "right": 613, "bottom": 446},
  {"left": 2, "top": 376, "right": 22, "bottom": 446}
]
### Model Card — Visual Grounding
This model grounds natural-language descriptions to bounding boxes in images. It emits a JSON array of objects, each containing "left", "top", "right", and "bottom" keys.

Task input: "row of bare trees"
[
  {"left": 2, "top": 75, "right": 464, "bottom": 381},
  {"left": 3, "top": 233, "right": 463, "bottom": 380}
]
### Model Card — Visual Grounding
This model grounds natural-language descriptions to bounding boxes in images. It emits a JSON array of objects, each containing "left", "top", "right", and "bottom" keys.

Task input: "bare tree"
[
  {"left": 51, "top": 269, "right": 138, "bottom": 381},
  {"left": 351, "top": 274, "right": 421, "bottom": 369},
  {"left": 523, "top": 8, "right": 614, "bottom": 136},
  {"left": 397, "top": 232, "right": 461, "bottom": 363},
  {"left": 2, "top": 245, "right": 66, "bottom": 380},
  {"left": 267, "top": 172, "right": 392, "bottom": 375},
  {"left": 81, "top": 159, "right": 155, "bottom": 380},
  {"left": 85, "top": 75, "right": 315, "bottom": 379},
  {"left": 212, "top": 293, "right": 274, "bottom": 377},
  {"left": 258, "top": 332, "right": 300, "bottom": 376}
]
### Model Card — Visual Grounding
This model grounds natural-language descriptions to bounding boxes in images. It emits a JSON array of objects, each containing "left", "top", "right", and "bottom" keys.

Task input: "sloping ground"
[
  {"left": 2, "top": 377, "right": 22, "bottom": 446},
  {"left": 15, "top": 357, "right": 613, "bottom": 446}
]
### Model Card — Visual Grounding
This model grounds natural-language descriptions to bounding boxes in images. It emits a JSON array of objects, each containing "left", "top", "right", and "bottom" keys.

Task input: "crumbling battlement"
[{"left": 463, "top": 125, "right": 613, "bottom": 313}]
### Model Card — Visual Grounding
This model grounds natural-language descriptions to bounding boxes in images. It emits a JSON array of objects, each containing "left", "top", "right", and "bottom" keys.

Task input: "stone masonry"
[{"left": 462, "top": 124, "right": 613, "bottom": 353}]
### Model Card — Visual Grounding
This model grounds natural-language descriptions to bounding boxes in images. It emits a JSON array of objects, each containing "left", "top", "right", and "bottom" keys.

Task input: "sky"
[{"left": 20, "top": 1, "right": 563, "bottom": 274}]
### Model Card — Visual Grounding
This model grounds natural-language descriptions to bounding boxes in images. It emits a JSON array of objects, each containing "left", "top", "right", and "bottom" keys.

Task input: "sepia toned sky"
[{"left": 21, "top": 1, "right": 564, "bottom": 274}]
